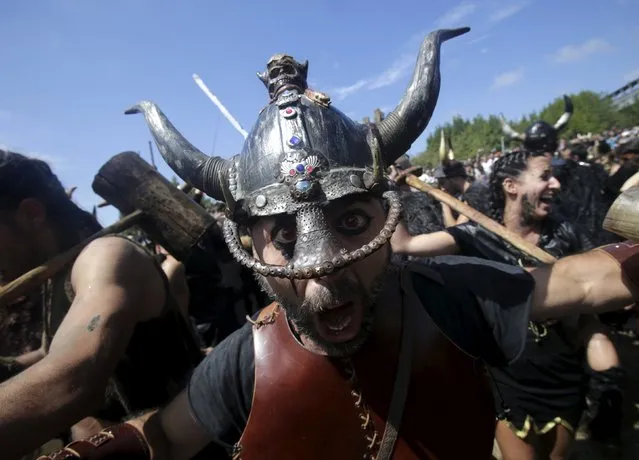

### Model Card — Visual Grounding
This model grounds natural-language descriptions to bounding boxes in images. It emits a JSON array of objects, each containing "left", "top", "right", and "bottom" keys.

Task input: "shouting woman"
[{"left": 391, "top": 150, "right": 624, "bottom": 460}]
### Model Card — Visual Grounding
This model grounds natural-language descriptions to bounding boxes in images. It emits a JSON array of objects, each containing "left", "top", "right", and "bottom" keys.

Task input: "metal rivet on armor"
[
  {"left": 350, "top": 174, "right": 363, "bottom": 188},
  {"left": 333, "top": 256, "right": 345, "bottom": 267},
  {"left": 339, "top": 248, "right": 348, "bottom": 255},
  {"left": 353, "top": 249, "right": 364, "bottom": 260},
  {"left": 380, "top": 228, "right": 392, "bottom": 239},
  {"left": 255, "top": 195, "right": 267, "bottom": 208}
]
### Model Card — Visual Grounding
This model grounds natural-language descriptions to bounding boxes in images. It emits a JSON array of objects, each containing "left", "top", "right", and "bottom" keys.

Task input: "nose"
[
  {"left": 290, "top": 206, "right": 345, "bottom": 275},
  {"left": 548, "top": 176, "right": 561, "bottom": 191}
]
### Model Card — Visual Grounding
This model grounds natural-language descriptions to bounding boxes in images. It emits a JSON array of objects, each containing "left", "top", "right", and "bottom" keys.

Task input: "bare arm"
[
  {"left": 0, "top": 237, "right": 166, "bottom": 459},
  {"left": 391, "top": 220, "right": 459, "bottom": 257},
  {"left": 529, "top": 247, "right": 638, "bottom": 320},
  {"left": 125, "top": 391, "right": 211, "bottom": 460},
  {"left": 440, "top": 201, "right": 470, "bottom": 227}
]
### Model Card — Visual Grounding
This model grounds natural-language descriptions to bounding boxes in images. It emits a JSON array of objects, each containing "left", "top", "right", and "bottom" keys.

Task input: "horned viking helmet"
[
  {"left": 125, "top": 27, "right": 469, "bottom": 280},
  {"left": 500, "top": 95, "right": 574, "bottom": 153}
]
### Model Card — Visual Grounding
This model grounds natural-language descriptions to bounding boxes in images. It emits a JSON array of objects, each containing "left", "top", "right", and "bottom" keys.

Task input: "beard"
[{"left": 254, "top": 261, "right": 394, "bottom": 358}]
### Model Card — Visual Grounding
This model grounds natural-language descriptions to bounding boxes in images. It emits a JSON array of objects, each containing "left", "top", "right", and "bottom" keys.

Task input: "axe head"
[
  {"left": 603, "top": 187, "right": 639, "bottom": 242},
  {"left": 92, "top": 152, "right": 225, "bottom": 262}
]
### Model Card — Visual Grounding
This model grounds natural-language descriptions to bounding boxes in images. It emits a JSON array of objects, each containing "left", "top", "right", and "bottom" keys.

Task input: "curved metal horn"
[
  {"left": 375, "top": 27, "right": 470, "bottom": 165},
  {"left": 499, "top": 114, "right": 525, "bottom": 141},
  {"left": 125, "top": 101, "right": 231, "bottom": 201},
  {"left": 553, "top": 95, "right": 573, "bottom": 131}
]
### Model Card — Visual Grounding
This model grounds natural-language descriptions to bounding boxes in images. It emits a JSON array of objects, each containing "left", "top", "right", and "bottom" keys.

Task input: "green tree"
[{"left": 411, "top": 90, "right": 635, "bottom": 165}]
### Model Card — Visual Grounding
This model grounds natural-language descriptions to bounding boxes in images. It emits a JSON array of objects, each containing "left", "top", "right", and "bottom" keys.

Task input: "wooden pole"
[
  {"left": 405, "top": 175, "right": 557, "bottom": 264},
  {"left": 0, "top": 210, "right": 144, "bottom": 307}
]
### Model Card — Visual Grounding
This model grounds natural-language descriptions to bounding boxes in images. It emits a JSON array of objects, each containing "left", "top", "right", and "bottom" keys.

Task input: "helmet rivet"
[
  {"left": 255, "top": 195, "right": 267, "bottom": 208},
  {"left": 350, "top": 174, "right": 363, "bottom": 188}
]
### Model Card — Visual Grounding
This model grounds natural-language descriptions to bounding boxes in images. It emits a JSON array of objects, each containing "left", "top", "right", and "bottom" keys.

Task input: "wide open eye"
[
  {"left": 272, "top": 226, "right": 296, "bottom": 245},
  {"left": 335, "top": 210, "right": 371, "bottom": 236}
]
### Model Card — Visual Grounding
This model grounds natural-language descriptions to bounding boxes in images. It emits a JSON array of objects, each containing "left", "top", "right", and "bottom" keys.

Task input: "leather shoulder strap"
[{"left": 377, "top": 279, "right": 413, "bottom": 460}]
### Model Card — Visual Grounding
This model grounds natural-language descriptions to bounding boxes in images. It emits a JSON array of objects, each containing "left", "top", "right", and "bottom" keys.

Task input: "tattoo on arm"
[{"left": 87, "top": 315, "right": 101, "bottom": 332}]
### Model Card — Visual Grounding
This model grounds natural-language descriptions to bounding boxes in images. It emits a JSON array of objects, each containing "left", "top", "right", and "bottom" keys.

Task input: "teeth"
[{"left": 326, "top": 315, "right": 353, "bottom": 332}]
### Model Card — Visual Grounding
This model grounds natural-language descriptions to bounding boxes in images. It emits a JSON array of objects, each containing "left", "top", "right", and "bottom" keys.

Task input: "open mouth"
[
  {"left": 315, "top": 302, "right": 362, "bottom": 343},
  {"left": 539, "top": 194, "right": 555, "bottom": 205}
]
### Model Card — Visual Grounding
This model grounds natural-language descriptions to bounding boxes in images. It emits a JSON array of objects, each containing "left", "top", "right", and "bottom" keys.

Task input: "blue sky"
[{"left": 1, "top": 0, "right": 638, "bottom": 225}]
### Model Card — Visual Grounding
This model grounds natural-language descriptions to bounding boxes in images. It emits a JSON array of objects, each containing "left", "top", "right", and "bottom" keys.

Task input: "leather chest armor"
[{"left": 235, "top": 265, "right": 495, "bottom": 459}]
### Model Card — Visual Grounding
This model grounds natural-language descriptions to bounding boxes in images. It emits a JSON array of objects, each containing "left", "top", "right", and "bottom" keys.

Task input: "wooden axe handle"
[
  {"left": 405, "top": 175, "right": 557, "bottom": 265},
  {"left": 0, "top": 210, "right": 144, "bottom": 307}
]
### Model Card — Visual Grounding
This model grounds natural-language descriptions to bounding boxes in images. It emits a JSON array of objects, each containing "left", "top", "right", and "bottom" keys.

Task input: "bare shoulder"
[{"left": 70, "top": 236, "right": 166, "bottom": 320}]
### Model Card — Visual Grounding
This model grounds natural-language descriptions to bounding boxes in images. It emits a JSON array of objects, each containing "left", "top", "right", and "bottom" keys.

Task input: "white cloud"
[
  {"left": 468, "top": 34, "right": 490, "bottom": 45},
  {"left": 491, "top": 67, "right": 524, "bottom": 89},
  {"left": 332, "top": 54, "right": 413, "bottom": 101},
  {"left": 623, "top": 67, "right": 639, "bottom": 83},
  {"left": 435, "top": 2, "right": 477, "bottom": 28},
  {"left": 488, "top": 2, "right": 531, "bottom": 23},
  {"left": 333, "top": 79, "right": 368, "bottom": 100},
  {"left": 550, "top": 38, "right": 613, "bottom": 63}
]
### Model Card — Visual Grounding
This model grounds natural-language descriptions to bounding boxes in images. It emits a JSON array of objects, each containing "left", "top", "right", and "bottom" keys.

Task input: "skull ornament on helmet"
[
  {"left": 500, "top": 95, "right": 574, "bottom": 153},
  {"left": 125, "top": 27, "right": 470, "bottom": 280},
  {"left": 257, "top": 54, "right": 309, "bottom": 101}
]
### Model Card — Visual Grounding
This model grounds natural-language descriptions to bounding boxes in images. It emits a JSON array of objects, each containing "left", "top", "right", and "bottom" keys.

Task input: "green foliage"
[{"left": 412, "top": 91, "right": 639, "bottom": 165}]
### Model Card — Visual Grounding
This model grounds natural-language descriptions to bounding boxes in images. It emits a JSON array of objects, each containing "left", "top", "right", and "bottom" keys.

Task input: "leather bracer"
[
  {"left": 36, "top": 423, "right": 150, "bottom": 460},
  {"left": 597, "top": 240, "right": 639, "bottom": 294}
]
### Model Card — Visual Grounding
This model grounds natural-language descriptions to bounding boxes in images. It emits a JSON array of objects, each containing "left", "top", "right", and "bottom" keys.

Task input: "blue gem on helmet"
[
  {"left": 295, "top": 180, "right": 311, "bottom": 192},
  {"left": 288, "top": 135, "right": 302, "bottom": 147},
  {"left": 295, "top": 163, "right": 305, "bottom": 173}
]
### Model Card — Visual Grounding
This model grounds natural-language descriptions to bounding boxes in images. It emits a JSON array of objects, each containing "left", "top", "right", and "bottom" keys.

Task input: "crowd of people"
[
  {"left": 419, "top": 126, "right": 639, "bottom": 195},
  {"left": 0, "top": 26, "right": 638, "bottom": 460}
]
